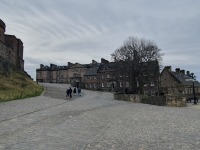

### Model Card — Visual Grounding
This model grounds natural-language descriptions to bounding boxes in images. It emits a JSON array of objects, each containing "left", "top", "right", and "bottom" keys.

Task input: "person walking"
[
  {"left": 69, "top": 87, "right": 72, "bottom": 98},
  {"left": 73, "top": 87, "right": 77, "bottom": 96},
  {"left": 66, "top": 88, "right": 69, "bottom": 98},
  {"left": 78, "top": 87, "right": 81, "bottom": 96}
]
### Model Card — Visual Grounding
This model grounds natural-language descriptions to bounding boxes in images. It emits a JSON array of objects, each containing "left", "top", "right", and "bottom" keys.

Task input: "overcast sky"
[{"left": 1, "top": 0, "right": 200, "bottom": 80}]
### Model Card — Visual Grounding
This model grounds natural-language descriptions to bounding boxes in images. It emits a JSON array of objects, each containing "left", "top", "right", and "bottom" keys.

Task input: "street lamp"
[{"left": 186, "top": 75, "right": 197, "bottom": 105}]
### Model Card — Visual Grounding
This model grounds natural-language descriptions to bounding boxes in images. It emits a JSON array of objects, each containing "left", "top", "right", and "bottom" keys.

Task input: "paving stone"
[{"left": 0, "top": 83, "right": 200, "bottom": 150}]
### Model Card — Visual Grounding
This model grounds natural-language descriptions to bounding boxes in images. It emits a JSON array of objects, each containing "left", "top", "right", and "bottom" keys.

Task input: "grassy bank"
[{"left": 0, "top": 72, "right": 44, "bottom": 102}]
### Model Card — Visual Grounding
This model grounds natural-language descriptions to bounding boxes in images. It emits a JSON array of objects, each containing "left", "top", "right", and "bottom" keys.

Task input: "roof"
[
  {"left": 84, "top": 67, "right": 99, "bottom": 76},
  {"left": 161, "top": 66, "right": 200, "bottom": 87},
  {"left": 170, "top": 71, "right": 200, "bottom": 86}
]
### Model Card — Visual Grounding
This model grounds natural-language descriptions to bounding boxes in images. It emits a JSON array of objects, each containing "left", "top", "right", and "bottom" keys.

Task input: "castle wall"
[
  {"left": 0, "top": 40, "right": 15, "bottom": 63},
  {"left": 0, "top": 28, "right": 5, "bottom": 42},
  {"left": 0, "top": 19, "right": 24, "bottom": 71},
  {"left": 5, "top": 35, "right": 18, "bottom": 65}
]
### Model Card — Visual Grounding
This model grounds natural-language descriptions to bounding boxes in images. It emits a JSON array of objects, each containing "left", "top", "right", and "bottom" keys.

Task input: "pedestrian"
[
  {"left": 69, "top": 87, "right": 72, "bottom": 98},
  {"left": 73, "top": 87, "right": 77, "bottom": 96},
  {"left": 125, "top": 87, "right": 128, "bottom": 94},
  {"left": 66, "top": 88, "right": 69, "bottom": 98},
  {"left": 78, "top": 87, "right": 81, "bottom": 96}
]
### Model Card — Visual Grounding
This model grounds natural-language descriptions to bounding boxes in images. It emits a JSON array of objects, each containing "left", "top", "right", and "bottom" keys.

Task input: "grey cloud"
[{"left": 1, "top": 0, "right": 200, "bottom": 80}]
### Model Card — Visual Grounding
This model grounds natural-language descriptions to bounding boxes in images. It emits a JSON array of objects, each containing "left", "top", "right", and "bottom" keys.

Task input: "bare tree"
[{"left": 111, "top": 36, "right": 164, "bottom": 94}]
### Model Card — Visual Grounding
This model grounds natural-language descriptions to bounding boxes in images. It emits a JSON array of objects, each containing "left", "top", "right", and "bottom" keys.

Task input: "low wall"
[
  {"left": 114, "top": 93, "right": 187, "bottom": 107},
  {"left": 166, "top": 95, "right": 187, "bottom": 107},
  {"left": 141, "top": 96, "right": 166, "bottom": 106},
  {"left": 114, "top": 93, "right": 141, "bottom": 103}
]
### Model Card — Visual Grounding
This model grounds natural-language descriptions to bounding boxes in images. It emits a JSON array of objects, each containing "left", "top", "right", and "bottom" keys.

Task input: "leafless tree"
[{"left": 111, "top": 36, "right": 164, "bottom": 94}]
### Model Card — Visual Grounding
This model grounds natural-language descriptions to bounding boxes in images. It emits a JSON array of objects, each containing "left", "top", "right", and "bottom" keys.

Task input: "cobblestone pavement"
[{"left": 0, "top": 83, "right": 200, "bottom": 150}]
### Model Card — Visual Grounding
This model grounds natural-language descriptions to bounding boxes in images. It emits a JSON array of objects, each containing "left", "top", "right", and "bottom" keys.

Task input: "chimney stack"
[
  {"left": 175, "top": 68, "right": 180, "bottom": 74},
  {"left": 180, "top": 70, "right": 185, "bottom": 75}
]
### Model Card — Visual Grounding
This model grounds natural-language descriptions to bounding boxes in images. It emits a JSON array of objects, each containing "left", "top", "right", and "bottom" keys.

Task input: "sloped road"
[{"left": 0, "top": 83, "right": 200, "bottom": 150}]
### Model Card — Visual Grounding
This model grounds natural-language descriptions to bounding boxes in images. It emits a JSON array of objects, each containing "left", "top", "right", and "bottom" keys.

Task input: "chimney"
[
  {"left": 191, "top": 73, "right": 194, "bottom": 78},
  {"left": 165, "top": 66, "right": 171, "bottom": 72},
  {"left": 180, "top": 70, "right": 185, "bottom": 75},
  {"left": 68, "top": 62, "right": 73, "bottom": 67},
  {"left": 175, "top": 68, "right": 180, "bottom": 74},
  {"left": 101, "top": 58, "right": 109, "bottom": 64},
  {"left": 186, "top": 71, "right": 190, "bottom": 76},
  {"left": 92, "top": 60, "right": 97, "bottom": 65},
  {"left": 40, "top": 64, "right": 44, "bottom": 69}
]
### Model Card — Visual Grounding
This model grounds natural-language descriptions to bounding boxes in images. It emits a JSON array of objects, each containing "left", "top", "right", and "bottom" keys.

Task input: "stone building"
[
  {"left": 36, "top": 58, "right": 160, "bottom": 94},
  {"left": 84, "top": 67, "right": 99, "bottom": 90},
  {"left": 97, "top": 58, "right": 116, "bottom": 92},
  {"left": 141, "top": 60, "right": 160, "bottom": 96},
  {"left": 36, "top": 64, "right": 68, "bottom": 83},
  {"left": 68, "top": 63, "right": 91, "bottom": 87},
  {"left": 160, "top": 66, "right": 200, "bottom": 95},
  {"left": 36, "top": 60, "right": 99, "bottom": 88},
  {"left": 0, "top": 19, "right": 24, "bottom": 71}
]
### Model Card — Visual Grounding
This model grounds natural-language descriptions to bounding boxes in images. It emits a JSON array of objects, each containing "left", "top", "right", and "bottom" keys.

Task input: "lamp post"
[
  {"left": 186, "top": 75, "right": 197, "bottom": 105},
  {"left": 192, "top": 75, "right": 197, "bottom": 105}
]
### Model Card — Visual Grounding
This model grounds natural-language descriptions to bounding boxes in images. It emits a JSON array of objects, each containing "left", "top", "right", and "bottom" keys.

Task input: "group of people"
[{"left": 65, "top": 87, "right": 81, "bottom": 98}]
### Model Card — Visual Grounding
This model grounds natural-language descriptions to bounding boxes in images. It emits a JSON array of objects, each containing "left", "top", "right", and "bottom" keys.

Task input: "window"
[
  {"left": 107, "top": 74, "right": 110, "bottom": 78},
  {"left": 151, "top": 81, "right": 154, "bottom": 86},
  {"left": 120, "top": 82, "right": 123, "bottom": 87},
  {"left": 94, "top": 83, "right": 96, "bottom": 88},
  {"left": 102, "top": 82, "right": 104, "bottom": 87},
  {"left": 151, "top": 90, "right": 155, "bottom": 96},
  {"left": 107, "top": 82, "right": 111, "bottom": 87}
]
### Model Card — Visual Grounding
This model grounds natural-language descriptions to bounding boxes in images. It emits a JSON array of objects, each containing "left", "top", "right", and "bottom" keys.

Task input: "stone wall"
[
  {"left": 0, "top": 19, "right": 24, "bottom": 71},
  {"left": 166, "top": 95, "right": 187, "bottom": 107},
  {"left": 0, "top": 41, "right": 15, "bottom": 64},
  {"left": 114, "top": 93, "right": 141, "bottom": 103},
  {"left": 141, "top": 96, "right": 166, "bottom": 106},
  {"left": 114, "top": 93, "right": 187, "bottom": 107}
]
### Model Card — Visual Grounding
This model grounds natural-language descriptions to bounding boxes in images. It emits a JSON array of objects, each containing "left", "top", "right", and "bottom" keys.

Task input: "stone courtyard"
[{"left": 0, "top": 83, "right": 200, "bottom": 150}]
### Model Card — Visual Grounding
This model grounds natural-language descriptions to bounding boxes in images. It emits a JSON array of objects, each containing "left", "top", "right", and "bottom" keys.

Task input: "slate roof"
[
  {"left": 84, "top": 67, "right": 99, "bottom": 76},
  {"left": 170, "top": 71, "right": 200, "bottom": 86}
]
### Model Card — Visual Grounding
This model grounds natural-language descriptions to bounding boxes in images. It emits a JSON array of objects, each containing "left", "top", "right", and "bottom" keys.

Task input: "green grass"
[{"left": 0, "top": 72, "right": 44, "bottom": 102}]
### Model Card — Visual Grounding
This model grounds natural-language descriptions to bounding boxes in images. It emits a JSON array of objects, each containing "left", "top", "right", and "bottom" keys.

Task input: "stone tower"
[
  {"left": 0, "top": 19, "right": 24, "bottom": 71},
  {"left": 0, "top": 19, "right": 5, "bottom": 42}
]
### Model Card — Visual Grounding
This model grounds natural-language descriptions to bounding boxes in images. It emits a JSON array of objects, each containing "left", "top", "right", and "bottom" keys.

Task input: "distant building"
[
  {"left": 141, "top": 60, "right": 160, "bottom": 96},
  {"left": 36, "top": 58, "right": 160, "bottom": 95},
  {"left": 36, "top": 64, "right": 68, "bottom": 83},
  {"left": 97, "top": 58, "right": 116, "bottom": 92},
  {"left": 36, "top": 60, "right": 99, "bottom": 88},
  {"left": 84, "top": 67, "right": 99, "bottom": 90},
  {"left": 160, "top": 66, "right": 200, "bottom": 95},
  {"left": 0, "top": 19, "right": 24, "bottom": 71}
]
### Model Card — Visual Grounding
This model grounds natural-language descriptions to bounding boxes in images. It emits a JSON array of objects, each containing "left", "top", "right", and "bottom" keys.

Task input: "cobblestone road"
[{"left": 0, "top": 83, "right": 200, "bottom": 150}]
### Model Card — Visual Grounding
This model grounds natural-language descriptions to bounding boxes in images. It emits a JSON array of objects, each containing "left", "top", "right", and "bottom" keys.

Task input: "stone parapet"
[
  {"left": 114, "top": 93, "right": 187, "bottom": 107},
  {"left": 166, "top": 95, "right": 187, "bottom": 107},
  {"left": 114, "top": 93, "right": 141, "bottom": 103}
]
